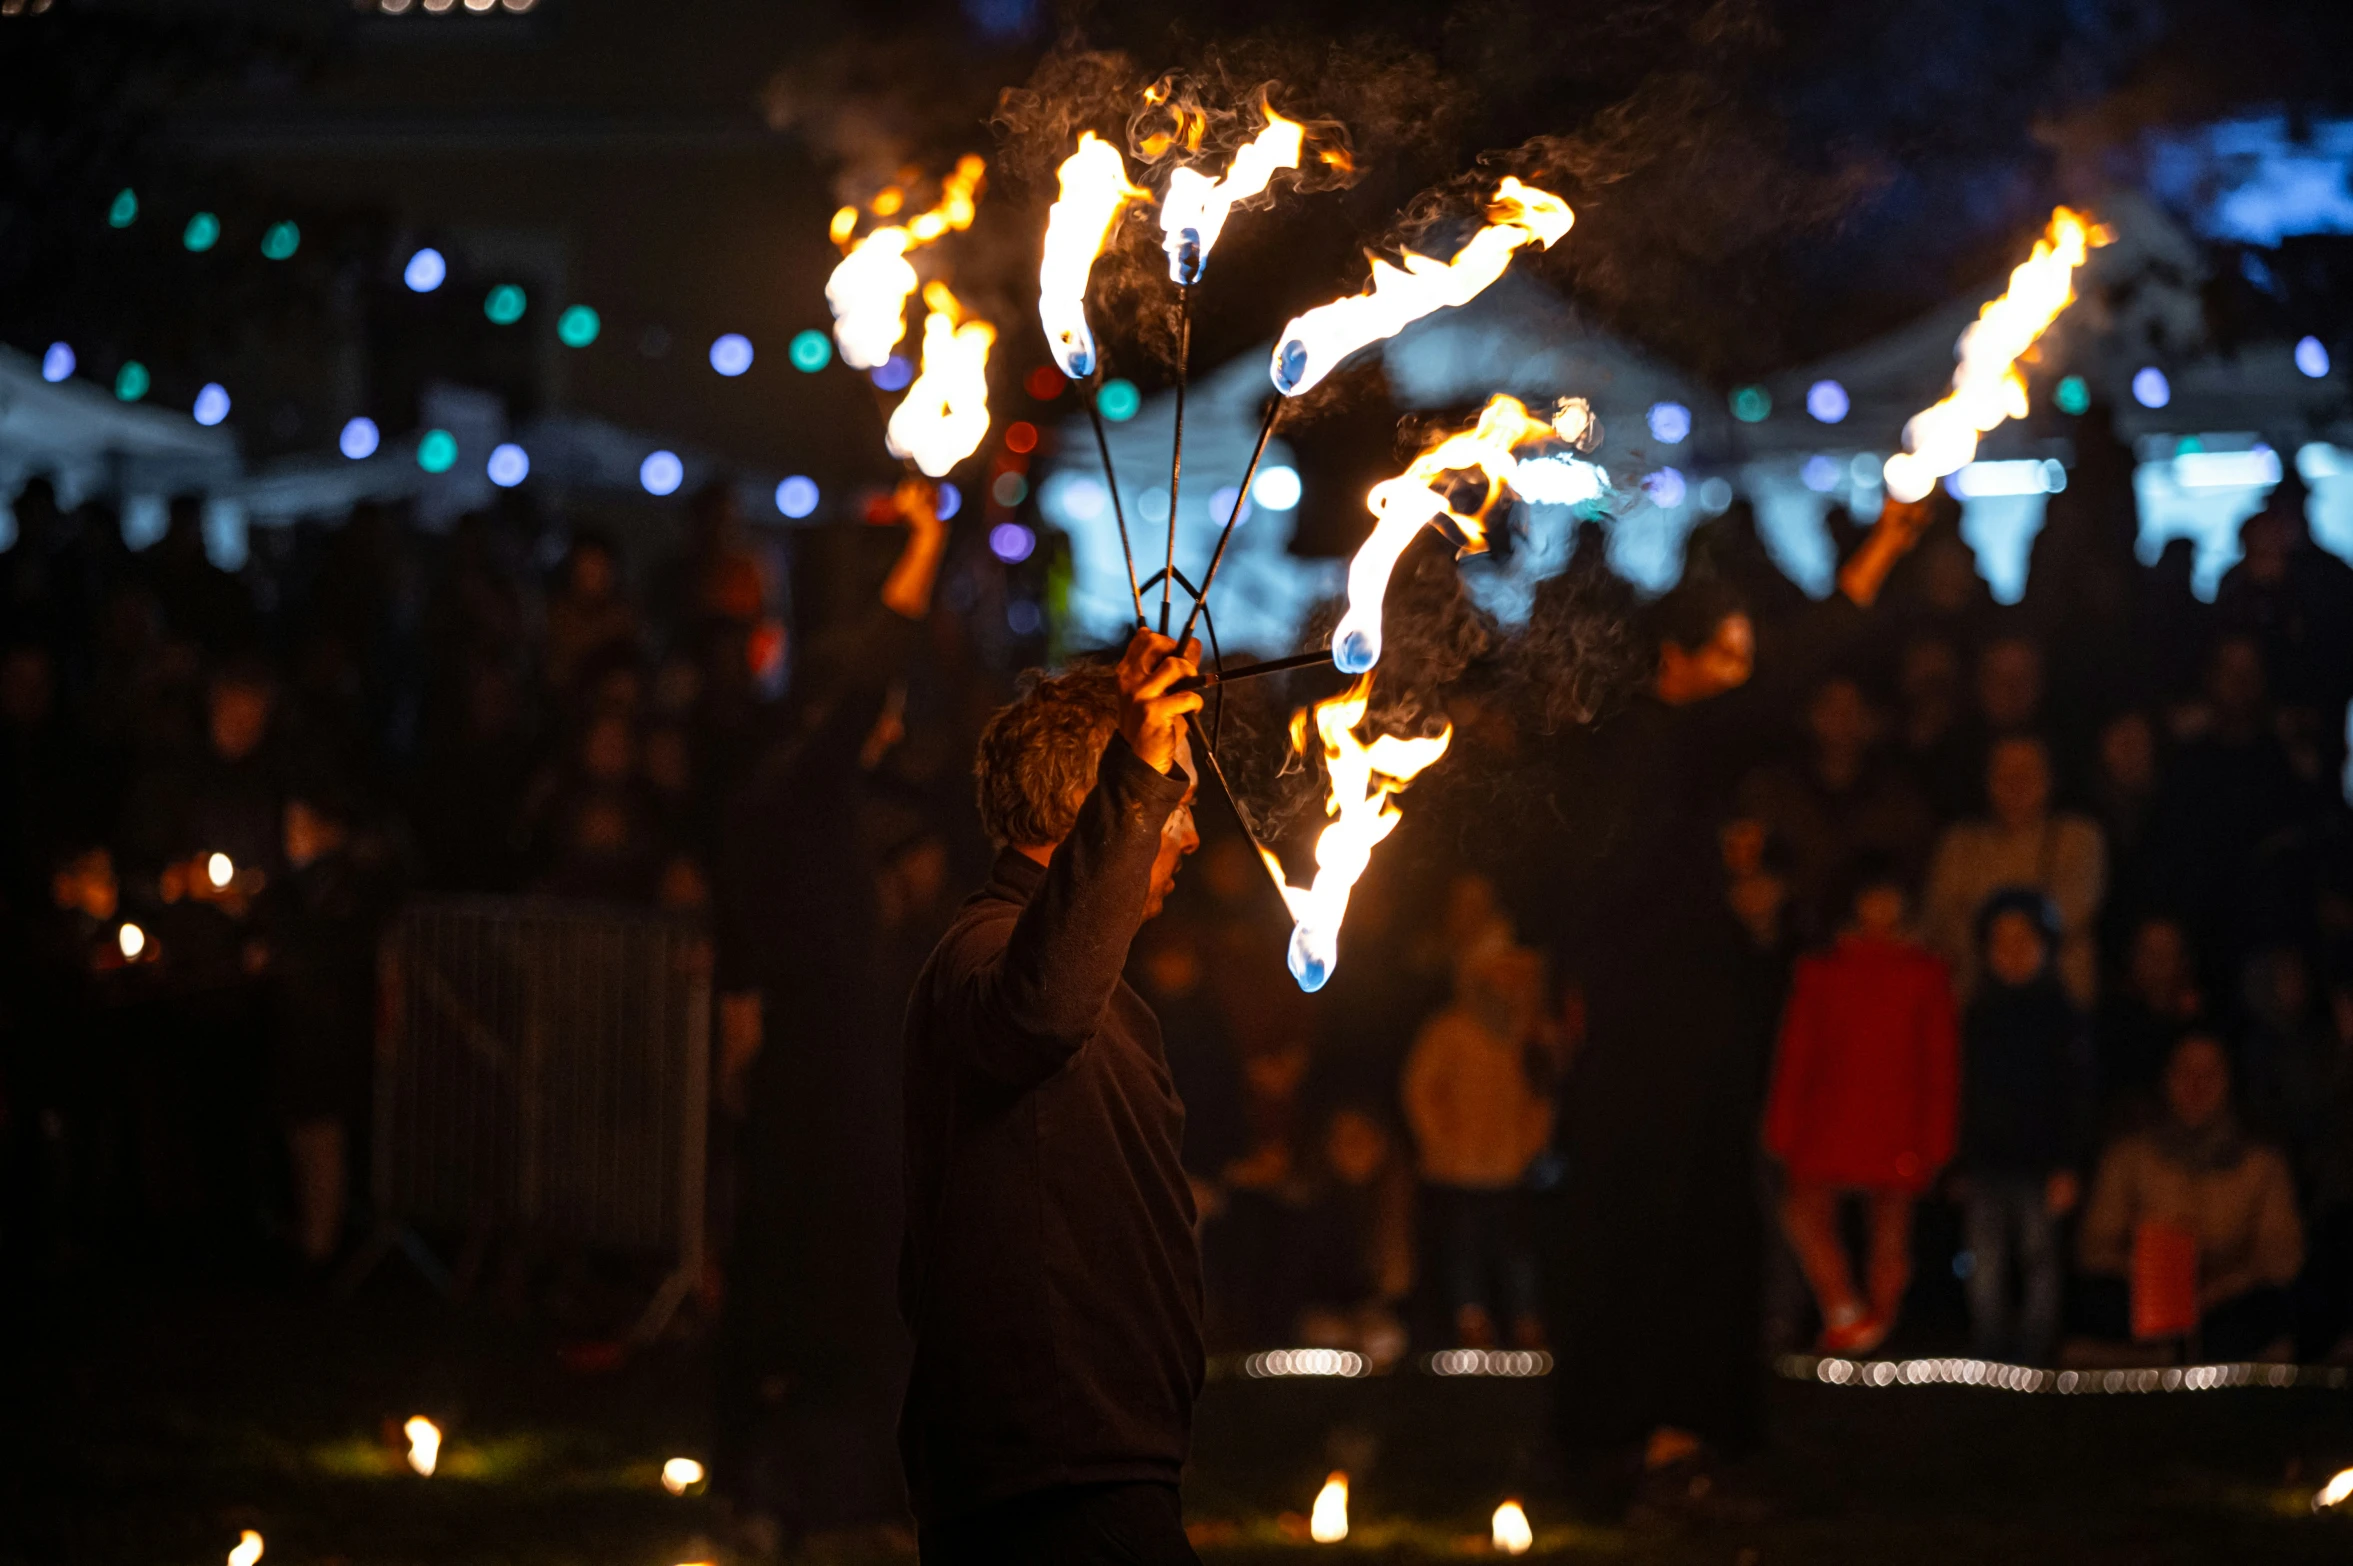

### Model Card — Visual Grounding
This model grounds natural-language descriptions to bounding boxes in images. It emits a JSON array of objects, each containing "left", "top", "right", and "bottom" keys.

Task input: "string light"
[
  {"left": 2054, "top": 374, "right": 2091, "bottom": 415},
  {"left": 988, "top": 522, "right": 1035, "bottom": 563},
  {"left": 108, "top": 189, "right": 138, "bottom": 229},
  {"left": 871, "top": 354, "right": 914, "bottom": 393},
  {"left": 1806, "top": 379, "right": 1850, "bottom": 423},
  {"left": 557, "top": 304, "right": 601, "bottom": 348},
  {"left": 183, "top": 213, "right": 221, "bottom": 253},
  {"left": 484, "top": 284, "right": 527, "bottom": 325},
  {"left": 1096, "top": 378, "right": 1140, "bottom": 421},
  {"left": 339, "top": 417, "right": 381, "bottom": 460},
  {"left": 486, "top": 443, "right": 529, "bottom": 487},
  {"left": 115, "top": 362, "right": 150, "bottom": 402},
  {"left": 788, "top": 329, "right": 831, "bottom": 372},
  {"left": 417, "top": 429, "right": 458, "bottom": 474},
  {"left": 2131, "top": 366, "right": 2170, "bottom": 409},
  {"left": 1730, "top": 384, "right": 1772, "bottom": 422},
  {"left": 261, "top": 221, "right": 300, "bottom": 260},
  {"left": 193, "top": 384, "right": 231, "bottom": 427},
  {"left": 708, "top": 333, "right": 754, "bottom": 377},
  {"left": 1788, "top": 1353, "right": 2349, "bottom": 1394},
  {"left": 2296, "top": 336, "right": 2331, "bottom": 378},
  {"left": 774, "top": 475, "right": 819, "bottom": 518},
  {"left": 404, "top": 247, "right": 447, "bottom": 293},
  {"left": 1252, "top": 464, "right": 1302, "bottom": 510},
  {"left": 41, "top": 343, "right": 74, "bottom": 382},
  {"left": 1647, "top": 401, "right": 1691, "bottom": 444},
  {"left": 640, "top": 450, "right": 684, "bottom": 497}
]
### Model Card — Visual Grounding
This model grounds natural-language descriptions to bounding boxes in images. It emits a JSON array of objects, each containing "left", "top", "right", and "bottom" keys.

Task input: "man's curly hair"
[{"left": 974, "top": 665, "right": 1122, "bottom": 847}]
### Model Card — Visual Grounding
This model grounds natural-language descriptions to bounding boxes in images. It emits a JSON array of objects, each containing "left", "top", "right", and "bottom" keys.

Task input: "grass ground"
[{"left": 5, "top": 1273, "right": 2352, "bottom": 1565}]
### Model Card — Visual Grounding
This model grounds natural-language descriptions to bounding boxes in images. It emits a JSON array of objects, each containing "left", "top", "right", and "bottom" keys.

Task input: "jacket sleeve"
[
  {"left": 1917, "top": 958, "right": 1961, "bottom": 1175},
  {"left": 1762, "top": 963, "right": 1820, "bottom": 1162},
  {"left": 950, "top": 736, "right": 1188, "bottom": 1089}
]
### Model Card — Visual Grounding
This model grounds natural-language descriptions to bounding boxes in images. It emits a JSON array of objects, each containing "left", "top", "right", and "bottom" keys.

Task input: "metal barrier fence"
[{"left": 348, "top": 896, "right": 710, "bottom": 1339}]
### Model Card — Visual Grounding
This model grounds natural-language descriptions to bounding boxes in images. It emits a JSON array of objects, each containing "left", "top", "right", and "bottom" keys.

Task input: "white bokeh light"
[{"left": 1251, "top": 464, "right": 1302, "bottom": 510}]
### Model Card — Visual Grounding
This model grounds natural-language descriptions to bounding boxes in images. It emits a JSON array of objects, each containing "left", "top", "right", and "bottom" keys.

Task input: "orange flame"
[
  {"left": 825, "top": 155, "right": 987, "bottom": 370},
  {"left": 1308, "top": 1470, "right": 1350, "bottom": 1543},
  {"left": 1332, "top": 394, "right": 1592, "bottom": 674},
  {"left": 1159, "top": 105, "right": 1304, "bottom": 284},
  {"left": 1492, "top": 1499, "right": 1533, "bottom": 1554},
  {"left": 227, "top": 1531, "right": 264, "bottom": 1566},
  {"left": 1260, "top": 676, "right": 1452, "bottom": 992},
  {"left": 1270, "top": 177, "right": 1571, "bottom": 396},
  {"left": 886, "top": 282, "right": 995, "bottom": 478},
  {"left": 1882, "top": 206, "right": 2107, "bottom": 503},
  {"left": 404, "top": 1415, "right": 441, "bottom": 1477},
  {"left": 1039, "top": 133, "right": 1148, "bottom": 379}
]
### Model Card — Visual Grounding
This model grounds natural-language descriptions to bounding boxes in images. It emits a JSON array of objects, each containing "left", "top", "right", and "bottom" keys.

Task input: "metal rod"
[
  {"left": 1175, "top": 396, "right": 1281, "bottom": 650},
  {"left": 1174, "top": 646, "right": 1335, "bottom": 692},
  {"left": 1161, "top": 286, "right": 1190, "bottom": 634},
  {"left": 1087, "top": 382, "right": 1145, "bottom": 626}
]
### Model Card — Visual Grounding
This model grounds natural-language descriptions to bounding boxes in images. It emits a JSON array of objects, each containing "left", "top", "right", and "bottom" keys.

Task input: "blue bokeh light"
[
  {"left": 775, "top": 475, "right": 819, "bottom": 518},
  {"left": 1806, "top": 380, "right": 1850, "bottom": 424},
  {"left": 989, "top": 521, "right": 1036, "bottom": 563},
  {"left": 1801, "top": 454, "right": 1840, "bottom": 492},
  {"left": 872, "top": 355, "right": 914, "bottom": 393},
  {"left": 403, "top": 247, "right": 448, "bottom": 293},
  {"left": 936, "top": 482, "right": 962, "bottom": 521},
  {"left": 1643, "top": 467, "right": 1688, "bottom": 508},
  {"left": 41, "top": 343, "right": 74, "bottom": 383},
  {"left": 339, "top": 417, "right": 381, "bottom": 460},
  {"left": 2132, "top": 366, "right": 2172, "bottom": 409},
  {"left": 487, "top": 443, "right": 530, "bottom": 488},
  {"left": 1252, "top": 464, "right": 1302, "bottom": 510},
  {"left": 640, "top": 450, "right": 685, "bottom": 497},
  {"left": 2296, "top": 336, "right": 2332, "bottom": 378},
  {"left": 709, "top": 333, "right": 755, "bottom": 377},
  {"left": 192, "top": 383, "right": 231, "bottom": 428},
  {"left": 1647, "top": 402, "right": 1692, "bottom": 445}
]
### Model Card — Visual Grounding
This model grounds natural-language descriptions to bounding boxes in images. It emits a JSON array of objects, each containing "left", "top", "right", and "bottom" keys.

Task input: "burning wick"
[
  {"left": 825, "top": 155, "right": 986, "bottom": 371},
  {"left": 1491, "top": 1499, "right": 1533, "bottom": 1554},
  {"left": 1269, "top": 177, "right": 1571, "bottom": 397},
  {"left": 2317, "top": 1466, "right": 2353, "bottom": 1511},
  {"left": 117, "top": 922, "right": 146, "bottom": 960},
  {"left": 404, "top": 1415, "right": 441, "bottom": 1477},
  {"left": 885, "top": 283, "right": 996, "bottom": 478},
  {"left": 1332, "top": 395, "right": 1594, "bottom": 674},
  {"left": 660, "top": 1456, "right": 705, "bottom": 1496},
  {"left": 206, "top": 852, "right": 234, "bottom": 889},
  {"left": 1261, "top": 676, "right": 1452, "bottom": 991},
  {"left": 1039, "top": 133, "right": 1146, "bottom": 380},
  {"left": 227, "top": 1530, "right": 264, "bottom": 1566},
  {"left": 1882, "top": 206, "right": 2107, "bottom": 503},
  {"left": 1158, "top": 105, "right": 1303, "bottom": 285},
  {"left": 1309, "top": 1471, "right": 1349, "bottom": 1544}
]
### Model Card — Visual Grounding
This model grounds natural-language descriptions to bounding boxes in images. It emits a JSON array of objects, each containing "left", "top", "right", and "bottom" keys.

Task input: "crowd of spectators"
[{"left": 4, "top": 405, "right": 2353, "bottom": 1411}]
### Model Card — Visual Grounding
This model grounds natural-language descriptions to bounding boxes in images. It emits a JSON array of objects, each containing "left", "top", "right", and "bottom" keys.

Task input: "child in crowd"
[
  {"left": 1403, "top": 941, "right": 1554, "bottom": 1349},
  {"left": 1955, "top": 889, "right": 2094, "bottom": 1363},
  {"left": 1765, "top": 858, "right": 1958, "bottom": 1354}
]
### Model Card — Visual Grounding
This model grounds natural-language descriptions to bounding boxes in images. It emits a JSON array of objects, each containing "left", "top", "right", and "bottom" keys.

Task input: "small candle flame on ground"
[
  {"left": 825, "top": 155, "right": 986, "bottom": 370},
  {"left": 1882, "top": 206, "right": 2107, "bottom": 503},
  {"left": 206, "top": 852, "right": 234, "bottom": 889},
  {"left": 227, "top": 1530, "right": 263, "bottom": 1566},
  {"left": 1039, "top": 133, "right": 1146, "bottom": 379},
  {"left": 1261, "top": 676, "right": 1452, "bottom": 992},
  {"left": 1159, "top": 104, "right": 1303, "bottom": 285},
  {"left": 1270, "top": 177, "right": 1571, "bottom": 397},
  {"left": 1309, "top": 1471, "right": 1349, "bottom": 1543},
  {"left": 2316, "top": 1466, "right": 2353, "bottom": 1511},
  {"left": 660, "top": 1456, "right": 705, "bottom": 1496},
  {"left": 117, "top": 921, "right": 145, "bottom": 959},
  {"left": 404, "top": 1415, "right": 441, "bottom": 1477},
  {"left": 885, "top": 283, "right": 995, "bottom": 477},
  {"left": 1491, "top": 1499, "right": 1533, "bottom": 1554},
  {"left": 1332, "top": 393, "right": 1592, "bottom": 674}
]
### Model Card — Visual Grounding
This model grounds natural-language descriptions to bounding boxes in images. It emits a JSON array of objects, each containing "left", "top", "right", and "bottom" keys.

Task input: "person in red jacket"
[{"left": 1764, "top": 856, "right": 1960, "bottom": 1353}]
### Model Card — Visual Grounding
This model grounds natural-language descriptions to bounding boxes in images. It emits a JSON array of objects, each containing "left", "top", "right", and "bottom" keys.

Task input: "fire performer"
[{"left": 900, "top": 627, "right": 1207, "bottom": 1565}]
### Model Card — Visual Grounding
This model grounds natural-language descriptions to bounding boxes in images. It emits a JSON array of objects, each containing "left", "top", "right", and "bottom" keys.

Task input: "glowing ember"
[
  {"left": 206, "top": 852, "right": 234, "bottom": 889},
  {"left": 1261, "top": 677, "right": 1452, "bottom": 992},
  {"left": 660, "top": 1456, "right": 705, "bottom": 1496},
  {"left": 1882, "top": 206, "right": 2107, "bottom": 504},
  {"left": 2318, "top": 1467, "right": 2353, "bottom": 1511},
  {"left": 1332, "top": 394, "right": 1591, "bottom": 674},
  {"left": 117, "top": 921, "right": 146, "bottom": 960},
  {"left": 1492, "top": 1499, "right": 1533, "bottom": 1554},
  {"left": 227, "top": 1530, "right": 263, "bottom": 1566},
  {"left": 1159, "top": 105, "right": 1303, "bottom": 285},
  {"left": 1270, "top": 177, "right": 1571, "bottom": 397},
  {"left": 1038, "top": 133, "right": 1147, "bottom": 379},
  {"left": 1308, "top": 1470, "right": 1349, "bottom": 1543},
  {"left": 886, "top": 283, "right": 996, "bottom": 478},
  {"left": 404, "top": 1415, "right": 441, "bottom": 1477},
  {"left": 825, "top": 155, "right": 987, "bottom": 370}
]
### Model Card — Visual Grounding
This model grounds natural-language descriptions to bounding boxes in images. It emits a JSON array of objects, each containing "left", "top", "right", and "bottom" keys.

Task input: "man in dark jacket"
[{"left": 900, "top": 628, "right": 1204, "bottom": 1564}]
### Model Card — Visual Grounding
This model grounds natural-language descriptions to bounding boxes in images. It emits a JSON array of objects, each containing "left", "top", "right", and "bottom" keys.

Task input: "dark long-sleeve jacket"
[{"left": 898, "top": 736, "right": 1201, "bottom": 1525}]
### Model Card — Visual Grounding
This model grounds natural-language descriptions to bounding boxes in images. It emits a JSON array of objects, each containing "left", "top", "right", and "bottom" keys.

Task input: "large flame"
[
  {"left": 1159, "top": 106, "right": 1303, "bottom": 285},
  {"left": 1331, "top": 394, "right": 1591, "bottom": 674},
  {"left": 1039, "top": 133, "right": 1148, "bottom": 379},
  {"left": 1269, "top": 177, "right": 1571, "bottom": 397},
  {"left": 1260, "top": 676, "right": 1452, "bottom": 993},
  {"left": 1882, "top": 206, "right": 2108, "bottom": 503},
  {"left": 886, "top": 283, "right": 996, "bottom": 478},
  {"left": 825, "top": 155, "right": 987, "bottom": 371},
  {"left": 404, "top": 1415, "right": 441, "bottom": 1477},
  {"left": 1309, "top": 1471, "right": 1350, "bottom": 1543},
  {"left": 1492, "top": 1499, "right": 1533, "bottom": 1555}
]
